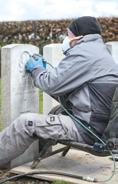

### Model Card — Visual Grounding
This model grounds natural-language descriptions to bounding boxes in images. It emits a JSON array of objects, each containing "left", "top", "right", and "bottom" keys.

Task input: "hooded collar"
[{"left": 77, "top": 34, "right": 102, "bottom": 44}]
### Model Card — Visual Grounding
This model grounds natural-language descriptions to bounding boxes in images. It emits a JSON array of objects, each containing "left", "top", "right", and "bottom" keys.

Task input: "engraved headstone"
[
  {"left": 1, "top": 44, "right": 39, "bottom": 167},
  {"left": 106, "top": 41, "right": 118, "bottom": 64}
]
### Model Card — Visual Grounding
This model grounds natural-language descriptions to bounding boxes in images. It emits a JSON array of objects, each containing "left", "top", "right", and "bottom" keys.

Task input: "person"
[{"left": 0, "top": 16, "right": 118, "bottom": 169}]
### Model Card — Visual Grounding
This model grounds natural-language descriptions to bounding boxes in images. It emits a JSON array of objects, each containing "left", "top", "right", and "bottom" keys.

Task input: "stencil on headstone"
[{"left": 16, "top": 51, "right": 35, "bottom": 114}]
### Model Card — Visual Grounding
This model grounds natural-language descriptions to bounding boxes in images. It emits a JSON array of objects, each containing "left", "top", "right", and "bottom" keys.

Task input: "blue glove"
[{"left": 25, "top": 55, "right": 46, "bottom": 73}]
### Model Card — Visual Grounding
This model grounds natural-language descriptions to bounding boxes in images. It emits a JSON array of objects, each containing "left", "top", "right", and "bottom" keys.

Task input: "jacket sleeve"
[{"left": 31, "top": 49, "right": 93, "bottom": 96}]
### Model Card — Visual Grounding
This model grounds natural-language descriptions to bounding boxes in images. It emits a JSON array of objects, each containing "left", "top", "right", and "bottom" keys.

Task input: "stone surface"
[
  {"left": 11, "top": 149, "right": 118, "bottom": 184},
  {"left": 1, "top": 44, "right": 40, "bottom": 167},
  {"left": 106, "top": 41, "right": 118, "bottom": 64},
  {"left": 43, "top": 44, "right": 64, "bottom": 114}
]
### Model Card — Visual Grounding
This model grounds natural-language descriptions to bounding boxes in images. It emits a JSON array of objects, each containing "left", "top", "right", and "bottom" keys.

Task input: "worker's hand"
[{"left": 25, "top": 54, "right": 46, "bottom": 73}]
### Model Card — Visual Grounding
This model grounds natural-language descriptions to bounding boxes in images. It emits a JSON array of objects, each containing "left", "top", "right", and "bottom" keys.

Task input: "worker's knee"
[{"left": 13, "top": 113, "right": 39, "bottom": 137}]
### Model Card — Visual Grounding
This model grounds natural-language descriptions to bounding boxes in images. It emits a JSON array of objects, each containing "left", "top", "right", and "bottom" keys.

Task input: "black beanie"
[{"left": 68, "top": 16, "right": 101, "bottom": 36}]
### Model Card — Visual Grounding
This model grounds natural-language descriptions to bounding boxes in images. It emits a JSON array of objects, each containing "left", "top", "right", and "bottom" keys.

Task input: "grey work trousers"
[{"left": 0, "top": 113, "right": 83, "bottom": 169}]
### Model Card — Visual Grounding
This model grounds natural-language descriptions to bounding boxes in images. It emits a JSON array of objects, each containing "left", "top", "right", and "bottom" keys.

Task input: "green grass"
[
  {"left": 39, "top": 90, "right": 43, "bottom": 113},
  {"left": 52, "top": 181, "right": 70, "bottom": 184}
]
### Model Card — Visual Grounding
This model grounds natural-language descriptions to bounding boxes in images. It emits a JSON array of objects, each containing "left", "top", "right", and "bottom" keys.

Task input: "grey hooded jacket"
[{"left": 32, "top": 34, "right": 118, "bottom": 144}]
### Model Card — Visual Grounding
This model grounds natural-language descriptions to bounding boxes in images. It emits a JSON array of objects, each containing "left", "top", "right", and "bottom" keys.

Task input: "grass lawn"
[{"left": 39, "top": 90, "right": 43, "bottom": 113}]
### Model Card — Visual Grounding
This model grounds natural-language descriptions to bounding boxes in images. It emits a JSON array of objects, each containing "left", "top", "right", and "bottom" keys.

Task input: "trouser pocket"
[{"left": 34, "top": 114, "right": 68, "bottom": 141}]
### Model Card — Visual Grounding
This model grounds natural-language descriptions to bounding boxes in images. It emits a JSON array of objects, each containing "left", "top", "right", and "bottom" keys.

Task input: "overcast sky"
[{"left": 0, "top": 0, "right": 117, "bottom": 21}]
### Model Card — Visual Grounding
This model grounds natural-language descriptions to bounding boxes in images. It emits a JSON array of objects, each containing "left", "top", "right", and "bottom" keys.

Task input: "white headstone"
[
  {"left": 43, "top": 43, "right": 64, "bottom": 114},
  {"left": 1, "top": 44, "right": 40, "bottom": 167},
  {"left": 106, "top": 41, "right": 118, "bottom": 64}
]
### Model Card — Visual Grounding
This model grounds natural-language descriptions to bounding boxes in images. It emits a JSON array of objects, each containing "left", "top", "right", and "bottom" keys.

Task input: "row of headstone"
[
  {"left": 1, "top": 43, "right": 64, "bottom": 168},
  {"left": 1, "top": 41, "right": 118, "bottom": 167}
]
